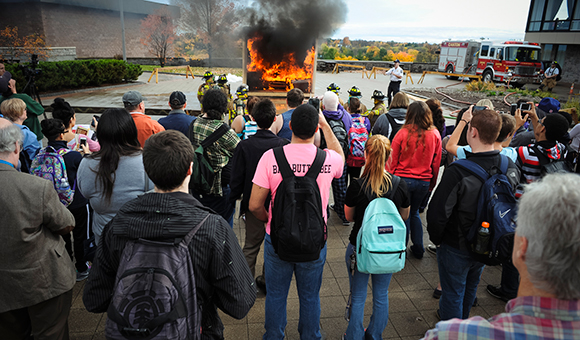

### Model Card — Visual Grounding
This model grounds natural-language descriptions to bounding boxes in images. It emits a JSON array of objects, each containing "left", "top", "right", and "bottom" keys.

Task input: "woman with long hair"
[
  {"left": 343, "top": 135, "right": 410, "bottom": 339},
  {"left": 51, "top": 97, "right": 100, "bottom": 152},
  {"left": 77, "top": 108, "right": 152, "bottom": 245},
  {"left": 426, "top": 98, "right": 446, "bottom": 138},
  {"left": 387, "top": 101, "right": 442, "bottom": 259}
]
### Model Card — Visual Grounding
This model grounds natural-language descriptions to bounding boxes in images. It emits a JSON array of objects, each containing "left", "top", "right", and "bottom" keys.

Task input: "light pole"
[{"left": 120, "top": 0, "right": 127, "bottom": 61}]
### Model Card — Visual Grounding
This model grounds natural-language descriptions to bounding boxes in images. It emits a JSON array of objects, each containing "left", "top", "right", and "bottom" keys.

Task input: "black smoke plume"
[{"left": 243, "top": 0, "right": 347, "bottom": 64}]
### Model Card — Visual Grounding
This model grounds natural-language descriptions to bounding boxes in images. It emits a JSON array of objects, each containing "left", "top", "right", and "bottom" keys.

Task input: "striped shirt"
[
  {"left": 423, "top": 296, "right": 580, "bottom": 340},
  {"left": 515, "top": 141, "right": 565, "bottom": 197}
]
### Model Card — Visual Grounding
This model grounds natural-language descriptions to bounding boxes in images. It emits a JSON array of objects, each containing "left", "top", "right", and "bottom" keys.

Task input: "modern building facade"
[
  {"left": 525, "top": 0, "right": 580, "bottom": 83},
  {"left": 0, "top": 0, "right": 179, "bottom": 60}
]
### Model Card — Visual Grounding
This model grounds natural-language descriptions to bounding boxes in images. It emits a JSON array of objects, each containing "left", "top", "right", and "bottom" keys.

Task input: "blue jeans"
[
  {"left": 344, "top": 243, "right": 392, "bottom": 340},
  {"left": 437, "top": 243, "right": 485, "bottom": 320},
  {"left": 263, "top": 234, "right": 327, "bottom": 340},
  {"left": 401, "top": 177, "right": 430, "bottom": 257}
]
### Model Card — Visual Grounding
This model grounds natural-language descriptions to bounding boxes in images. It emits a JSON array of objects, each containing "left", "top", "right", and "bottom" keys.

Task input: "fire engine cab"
[{"left": 438, "top": 40, "right": 543, "bottom": 87}]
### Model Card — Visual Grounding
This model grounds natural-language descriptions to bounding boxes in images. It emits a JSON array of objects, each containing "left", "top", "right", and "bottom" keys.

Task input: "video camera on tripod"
[{"left": 18, "top": 54, "right": 42, "bottom": 80}]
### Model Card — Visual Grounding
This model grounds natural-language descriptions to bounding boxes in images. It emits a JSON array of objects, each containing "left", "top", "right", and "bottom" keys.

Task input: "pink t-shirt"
[{"left": 252, "top": 144, "right": 344, "bottom": 234}]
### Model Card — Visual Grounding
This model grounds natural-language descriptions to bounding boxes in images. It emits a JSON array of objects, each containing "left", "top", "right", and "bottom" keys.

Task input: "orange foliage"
[
  {"left": 393, "top": 51, "right": 415, "bottom": 62},
  {"left": 140, "top": 8, "right": 176, "bottom": 67},
  {"left": 0, "top": 26, "right": 49, "bottom": 61}
]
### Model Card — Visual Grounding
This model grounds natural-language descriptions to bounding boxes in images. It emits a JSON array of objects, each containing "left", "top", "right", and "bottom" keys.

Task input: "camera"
[
  {"left": 18, "top": 54, "right": 42, "bottom": 79},
  {"left": 519, "top": 103, "right": 531, "bottom": 111}
]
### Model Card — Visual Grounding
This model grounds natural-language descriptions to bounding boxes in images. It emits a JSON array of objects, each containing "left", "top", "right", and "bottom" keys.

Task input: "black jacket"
[
  {"left": 427, "top": 151, "right": 520, "bottom": 250},
  {"left": 229, "top": 129, "right": 289, "bottom": 213},
  {"left": 83, "top": 192, "right": 256, "bottom": 339}
]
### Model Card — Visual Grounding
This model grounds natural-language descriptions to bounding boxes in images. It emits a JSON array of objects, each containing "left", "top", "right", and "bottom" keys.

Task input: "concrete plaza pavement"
[{"left": 43, "top": 71, "right": 514, "bottom": 339}]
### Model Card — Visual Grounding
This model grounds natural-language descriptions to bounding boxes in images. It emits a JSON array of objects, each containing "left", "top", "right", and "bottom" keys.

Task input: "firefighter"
[
  {"left": 538, "top": 61, "right": 560, "bottom": 92},
  {"left": 327, "top": 82, "right": 346, "bottom": 107},
  {"left": 217, "top": 74, "right": 235, "bottom": 122},
  {"left": 234, "top": 84, "right": 249, "bottom": 118},
  {"left": 347, "top": 86, "right": 368, "bottom": 114},
  {"left": 365, "top": 90, "right": 387, "bottom": 129},
  {"left": 197, "top": 71, "right": 215, "bottom": 105}
]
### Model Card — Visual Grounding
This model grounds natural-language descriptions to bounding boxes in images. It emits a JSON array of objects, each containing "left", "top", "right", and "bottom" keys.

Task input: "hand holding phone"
[
  {"left": 519, "top": 103, "right": 532, "bottom": 111},
  {"left": 473, "top": 106, "right": 487, "bottom": 112}
]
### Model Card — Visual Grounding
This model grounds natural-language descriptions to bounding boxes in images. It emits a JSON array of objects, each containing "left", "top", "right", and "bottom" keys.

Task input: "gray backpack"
[{"left": 105, "top": 214, "right": 210, "bottom": 339}]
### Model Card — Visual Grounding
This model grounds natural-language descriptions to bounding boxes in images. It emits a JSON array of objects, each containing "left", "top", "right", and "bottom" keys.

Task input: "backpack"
[
  {"left": 242, "top": 115, "right": 257, "bottom": 140},
  {"left": 385, "top": 113, "right": 403, "bottom": 142},
  {"left": 533, "top": 145, "right": 572, "bottom": 175},
  {"left": 30, "top": 146, "right": 74, "bottom": 206},
  {"left": 356, "top": 176, "right": 407, "bottom": 274},
  {"left": 453, "top": 155, "right": 517, "bottom": 266},
  {"left": 321, "top": 117, "right": 349, "bottom": 157},
  {"left": 187, "top": 122, "right": 229, "bottom": 195},
  {"left": 270, "top": 147, "right": 327, "bottom": 262},
  {"left": 346, "top": 117, "right": 368, "bottom": 168},
  {"left": 105, "top": 213, "right": 210, "bottom": 340}
]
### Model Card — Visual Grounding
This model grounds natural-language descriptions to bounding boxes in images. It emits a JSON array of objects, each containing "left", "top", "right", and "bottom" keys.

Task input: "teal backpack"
[{"left": 356, "top": 175, "right": 406, "bottom": 274}]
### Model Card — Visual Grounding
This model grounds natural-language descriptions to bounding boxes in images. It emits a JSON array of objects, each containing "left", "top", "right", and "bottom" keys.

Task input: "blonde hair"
[
  {"left": 476, "top": 99, "right": 494, "bottom": 111},
  {"left": 361, "top": 135, "right": 392, "bottom": 197},
  {"left": 0, "top": 98, "right": 26, "bottom": 122}
]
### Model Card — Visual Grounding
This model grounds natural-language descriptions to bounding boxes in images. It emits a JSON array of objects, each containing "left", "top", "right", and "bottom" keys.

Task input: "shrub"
[
  {"left": 4, "top": 59, "right": 143, "bottom": 92},
  {"left": 465, "top": 80, "right": 497, "bottom": 92}
]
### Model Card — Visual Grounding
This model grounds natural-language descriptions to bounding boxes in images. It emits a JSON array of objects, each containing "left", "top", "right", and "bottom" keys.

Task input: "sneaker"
[
  {"left": 432, "top": 288, "right": 442, "bottom": 299},
  {"left": 330, "top": 203, "right": 338, "bottom": 213},
  {"left": 76, "top": 269, "right": 90, "bottom": 282},
  {"left": 342, "top": 220, "right": 351, "bottom": 226},
  {"left": 256, "top": 275, "right": 267, "bottom": 294},
  {"left": 426, "top": 244, "right": 437, "bottom": 255},
  {"left": 486, "top": 284, "right": 514, "bottom": 302}
]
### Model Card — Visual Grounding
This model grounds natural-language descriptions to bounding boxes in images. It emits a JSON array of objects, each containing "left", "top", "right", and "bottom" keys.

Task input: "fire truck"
[{"left": 438, "top": 40, "right": 543, "bottom": 87}]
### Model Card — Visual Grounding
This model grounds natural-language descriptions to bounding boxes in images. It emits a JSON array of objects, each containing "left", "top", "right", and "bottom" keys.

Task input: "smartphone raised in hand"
[
  {"left": 473, "top": 106, "right": 486, "bottom": 112},
  {"left": 519, "top": 103, "right": 532, "bottom": 111}
]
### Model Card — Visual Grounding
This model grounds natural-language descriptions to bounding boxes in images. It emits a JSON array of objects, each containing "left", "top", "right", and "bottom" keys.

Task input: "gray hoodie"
[{"left": 372, "top": 108, "right": 407, "bottom": 139}]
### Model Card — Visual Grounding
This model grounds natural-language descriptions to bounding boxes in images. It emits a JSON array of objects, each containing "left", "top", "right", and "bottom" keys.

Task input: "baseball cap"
[
  {"left": 538, "top": 97, "right": 560, "bottom": 114},
  {"left": 122, "top": 90, "right": 147, "bottom": 106},
  {"left": 394, "top": 59, "right": 400, "bottom": 63},
  {"left": 169, "top": 91, "right": 186, "bottom": 106}
]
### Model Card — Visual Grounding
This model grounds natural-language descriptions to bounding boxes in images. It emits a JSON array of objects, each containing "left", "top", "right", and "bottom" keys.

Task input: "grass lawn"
[{"left": 140, "top": 65, "right": 243, "bottom": 77}]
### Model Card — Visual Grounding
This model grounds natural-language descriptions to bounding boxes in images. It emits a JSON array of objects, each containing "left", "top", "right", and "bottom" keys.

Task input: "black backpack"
[
  {"left": 385, "top": 113, "right": 403, "bottom": 142},
  {"left": 533, "top": 145, "right": 572, "bottom": 175},
  {"left": 271, "top": 147, "right": 327, "bottom": 262},
  {"left": 320, "top": 117, "right": 349, "bottom": 157},
  {"left": 187, "top": 122, "right": 229, "bottom": 195}
]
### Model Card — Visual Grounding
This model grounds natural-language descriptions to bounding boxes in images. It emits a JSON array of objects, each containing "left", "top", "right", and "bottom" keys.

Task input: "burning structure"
[{"left": 243, "top": 0, "right": 346, "bottom": 96}]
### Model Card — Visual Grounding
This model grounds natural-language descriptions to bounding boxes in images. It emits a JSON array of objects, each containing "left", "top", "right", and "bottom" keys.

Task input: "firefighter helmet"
[
  {"left": 348, "top": 86, "right": 362, "bottom": 97},
  {"left": 217, "top": 74, "right": 228, "bottom": 84},
  {"left": 236, "top": 84, "right": 249, "bottom": 97},
  {"left": 327, "top": 82, "right": 340, "bottom": 94},
  {"left": 371, "top": 90, "right": 386, "bottom": 101},
  {"left": 203, "top": 71, "right": 214, "bottom": 80}
]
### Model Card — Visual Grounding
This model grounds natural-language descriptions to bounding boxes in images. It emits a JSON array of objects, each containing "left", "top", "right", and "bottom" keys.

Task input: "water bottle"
[{"left": 473, "top": 222, "right": 490, "bottom": 255}]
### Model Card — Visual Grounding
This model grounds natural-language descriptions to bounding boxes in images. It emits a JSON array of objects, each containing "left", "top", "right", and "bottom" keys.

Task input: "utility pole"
[{"left": 120, "top": 0, "right": 127, "bottom": 62}]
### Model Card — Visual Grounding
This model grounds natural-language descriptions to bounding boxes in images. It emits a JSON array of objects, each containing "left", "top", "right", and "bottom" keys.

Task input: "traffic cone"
[{"left": 570, "top": 83, "right": 575, "bottom": 95}]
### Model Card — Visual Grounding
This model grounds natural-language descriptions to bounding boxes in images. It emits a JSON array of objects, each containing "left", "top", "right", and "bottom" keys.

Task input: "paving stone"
[
  {"left": 389, "top": 311, "right": 431, "bottom": 337},
  {"left": 320, "top": 316, "right": 348, "bottom": 339},
  {"left": 223, "top": 323, "right": 248, "bottom": 340},
  {"left": 394, "top": 273, "right": 432, "bottom": 292},
  {"left": 68, "top": 308, "right": 102, "bottom": 334}
]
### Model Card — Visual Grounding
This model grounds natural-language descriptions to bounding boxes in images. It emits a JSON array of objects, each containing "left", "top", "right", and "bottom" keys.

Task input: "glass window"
[
  {"left": 490, "top": 48, "right": 496, "bottom": 58},
  {"left": 542, "top": 44, "right": 554, "bottom": 60},
  {"left": 575, "top": 0, "right": 580, "bottom": 18},
  {"left": 572, "top": 20, "right": 580, "bottom": 30},
  {"left": 497, "top": 48, "right": 503, "bottom": 60},
  {"left": 506, "top": 47, "right": 541, "bottom": 62},
  {"left": 531, "top": 0, "right": 546, "bottom": 20},
  {"left": 481, "top": 45, "right": 489, "bottom": 57},
  {"left": 555, "top": 45, "right": 567, "bottom": 65},
  {"left": 545, "top": 0, "right": 564, "bottom": 21}
]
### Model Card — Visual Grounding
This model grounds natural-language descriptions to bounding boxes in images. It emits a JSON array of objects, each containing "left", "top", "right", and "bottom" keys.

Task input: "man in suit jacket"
[{"left": 0, "top": 117, "right": 76, "bottom": 340}]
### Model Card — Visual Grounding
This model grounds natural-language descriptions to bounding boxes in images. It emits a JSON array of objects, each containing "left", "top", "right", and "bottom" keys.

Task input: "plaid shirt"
[
  {"left": 423, "top": 296, "right": 580, "bottom": 340},
  {"left": 191, "top": 117, "right": 239, "bottom": 196}
]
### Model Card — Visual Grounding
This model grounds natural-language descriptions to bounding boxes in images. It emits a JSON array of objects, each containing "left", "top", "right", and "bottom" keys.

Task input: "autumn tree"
[
  {"left": 177, "top": 0, "right": 241, "bottom": 66},
  {"left": 140, "top": 8, "right": 177, "bottom": 67},
  {"left": 0, "top": 26, "right": 49, "bottom": 62}
]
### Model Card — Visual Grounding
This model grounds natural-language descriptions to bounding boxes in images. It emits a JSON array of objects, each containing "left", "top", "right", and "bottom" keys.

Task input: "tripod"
[{"left": 22, "top": 73, "right": 47, "bottom": 120}]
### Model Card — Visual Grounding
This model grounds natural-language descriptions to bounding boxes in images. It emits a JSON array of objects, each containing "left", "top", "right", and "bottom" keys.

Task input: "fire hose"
[{"left": 434, "top": 65, "right": 475, "bottom": 106}]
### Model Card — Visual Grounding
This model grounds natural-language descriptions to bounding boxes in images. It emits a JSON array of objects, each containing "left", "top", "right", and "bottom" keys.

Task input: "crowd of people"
[{"left": 0, "top": 64, "right": 579, "bottom": 340}]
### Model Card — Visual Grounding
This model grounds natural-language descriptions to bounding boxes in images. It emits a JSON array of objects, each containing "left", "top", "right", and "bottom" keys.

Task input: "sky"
[{"left": 149, "top": 0, "right": 533, "bottom": 44}]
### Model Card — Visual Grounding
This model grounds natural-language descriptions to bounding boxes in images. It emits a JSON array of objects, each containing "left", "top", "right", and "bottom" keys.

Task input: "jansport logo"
[{"left": 378, "top": 226, "right": 393, "bottom": 234}]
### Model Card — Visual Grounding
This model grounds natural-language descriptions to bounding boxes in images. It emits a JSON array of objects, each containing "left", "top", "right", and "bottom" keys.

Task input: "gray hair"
[
  {"left": 0, "top": 123, "right": 23, "bottom": 153},
  {"left": 517, "top": 174, "right": 580, "bottom": 300}
]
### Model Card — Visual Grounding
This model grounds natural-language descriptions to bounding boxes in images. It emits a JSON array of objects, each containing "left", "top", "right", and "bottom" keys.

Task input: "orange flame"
[{"left": 247, "top": 36, "right": 315, "bottom": 91}]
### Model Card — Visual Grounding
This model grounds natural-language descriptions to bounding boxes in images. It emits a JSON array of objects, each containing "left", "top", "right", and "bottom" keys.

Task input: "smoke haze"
[{"left": 243, "top": 0, "right": 347, "bottom": 63}]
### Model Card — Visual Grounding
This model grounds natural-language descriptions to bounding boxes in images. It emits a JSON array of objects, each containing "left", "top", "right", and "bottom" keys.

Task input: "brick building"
[
  {"left": 524, "top": 0, "right": 580, "bottom": 83},
  {"left": 0, "top": 0, "right": 180, "bottom": 59}
]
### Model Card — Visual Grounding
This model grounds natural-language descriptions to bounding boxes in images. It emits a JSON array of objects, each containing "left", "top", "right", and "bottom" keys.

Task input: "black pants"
[
  {"left": 62, "top": 204, "right": 89, "bottom": 272},
  {"left": 0, "top": 290, "right": 73, "bottom": 340},
  {"left": 387, "top": 81, "right": 401, "bottom": 106}
]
